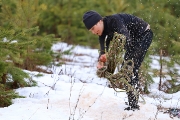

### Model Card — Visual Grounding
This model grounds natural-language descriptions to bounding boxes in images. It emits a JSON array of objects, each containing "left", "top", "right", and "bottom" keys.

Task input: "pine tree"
[
  {"left": 0, "top": 0, "right": 60, "bottom": 106},
  {"left": 0, "top": 84, "right": 24, "bottom": 107}
]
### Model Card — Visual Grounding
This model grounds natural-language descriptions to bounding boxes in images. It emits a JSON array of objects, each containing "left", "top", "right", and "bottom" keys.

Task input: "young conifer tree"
[{"left": 0, "top": 0, "right": 60, "bottom": 106}]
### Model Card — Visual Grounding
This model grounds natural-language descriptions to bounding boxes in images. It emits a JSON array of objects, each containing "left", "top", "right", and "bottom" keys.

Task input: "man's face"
[{"left": 89, "top": 20, "right": 103, "bottom": 36}]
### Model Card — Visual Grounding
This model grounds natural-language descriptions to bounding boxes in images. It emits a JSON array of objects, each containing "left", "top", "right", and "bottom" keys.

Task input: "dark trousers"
[{"left": 123, "top": 29, "right": 153, "bottom": 109}]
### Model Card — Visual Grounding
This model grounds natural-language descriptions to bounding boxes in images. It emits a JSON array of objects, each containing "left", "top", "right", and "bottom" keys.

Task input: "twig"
[
  {"left": 68, "top": 76, "right": 75, "bottom": 120},
  {"left": 72, "top": 85, "right": 84, "bottom": 119},
  {"left": 28, "top": 108, "right": 40, "bottom": 120},
  {"left": 47, "top": 98, "right": 49, "bottom": 109},
  {"left": 78, "top": 86, "right": 106, "bottom": 120}
]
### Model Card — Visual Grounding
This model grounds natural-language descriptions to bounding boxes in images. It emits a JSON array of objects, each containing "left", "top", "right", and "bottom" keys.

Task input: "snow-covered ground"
[{"left": 0, "top": 42, "right": 179, "bottom": 120}]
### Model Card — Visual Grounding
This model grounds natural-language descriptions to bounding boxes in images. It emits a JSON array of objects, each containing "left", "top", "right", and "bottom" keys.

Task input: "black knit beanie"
[{"left": 83, "top": 10, "right": 102, "bottom": 30}]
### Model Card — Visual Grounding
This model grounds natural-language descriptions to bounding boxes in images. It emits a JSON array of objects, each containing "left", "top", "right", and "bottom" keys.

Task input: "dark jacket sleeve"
[
  {"left": 110, "top": 17, "right": 131, "bottom": 50},
  {"left": 98, "top": 35, "right": 105, "bottom": 60}
]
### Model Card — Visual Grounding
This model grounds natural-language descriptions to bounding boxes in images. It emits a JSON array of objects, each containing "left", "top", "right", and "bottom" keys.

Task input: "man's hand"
[
  {"left": 97, "top": 54, "right": 107, "bottom": 69},
  {"left": 99, "top": 54, "right": 106, "bottom": 62},
  {"left": 97, "top": 61, "right": 104, "bottom": 69}
]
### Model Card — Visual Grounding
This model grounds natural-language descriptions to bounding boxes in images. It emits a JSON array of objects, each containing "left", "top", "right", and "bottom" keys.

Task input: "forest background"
[{"left": 0, "top": 0, "right": 180, "bottom": 107}]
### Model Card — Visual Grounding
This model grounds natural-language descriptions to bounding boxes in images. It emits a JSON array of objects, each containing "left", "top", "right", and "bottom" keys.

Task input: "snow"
[{"left": 0, "top": 42, "right": 180, "bottom": 120}]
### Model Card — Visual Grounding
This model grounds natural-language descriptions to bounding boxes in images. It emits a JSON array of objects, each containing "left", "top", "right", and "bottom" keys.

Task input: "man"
[{"left": 82, "top": 10, "right": 153, "bottom": 110}]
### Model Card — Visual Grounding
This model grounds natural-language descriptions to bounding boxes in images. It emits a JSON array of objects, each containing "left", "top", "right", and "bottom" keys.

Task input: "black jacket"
[{"left": 99, "top": 13, "right": 149, "bottom": 57}]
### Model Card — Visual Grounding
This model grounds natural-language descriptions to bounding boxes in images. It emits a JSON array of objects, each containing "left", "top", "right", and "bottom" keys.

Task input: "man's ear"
[{"left": 97, "top": 20, "right": 102, "bottom": 25}]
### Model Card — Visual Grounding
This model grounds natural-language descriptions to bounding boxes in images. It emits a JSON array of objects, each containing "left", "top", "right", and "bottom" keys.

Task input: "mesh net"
[{"left": 96, "top": 32, "right": 143, "bottom": 103}]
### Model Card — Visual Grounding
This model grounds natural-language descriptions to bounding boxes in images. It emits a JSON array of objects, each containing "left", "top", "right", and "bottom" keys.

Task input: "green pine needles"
[
  {"left": 0, "top": 84, "right": 25, "bottom": 107},
  {"left": 0, "top": 0, "right": 60, "bottom": 107}
]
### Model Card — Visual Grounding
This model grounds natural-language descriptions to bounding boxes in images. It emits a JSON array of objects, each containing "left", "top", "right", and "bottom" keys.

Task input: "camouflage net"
[{"left": 96, "top": 32, "right": 145, "bottom": 103}]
